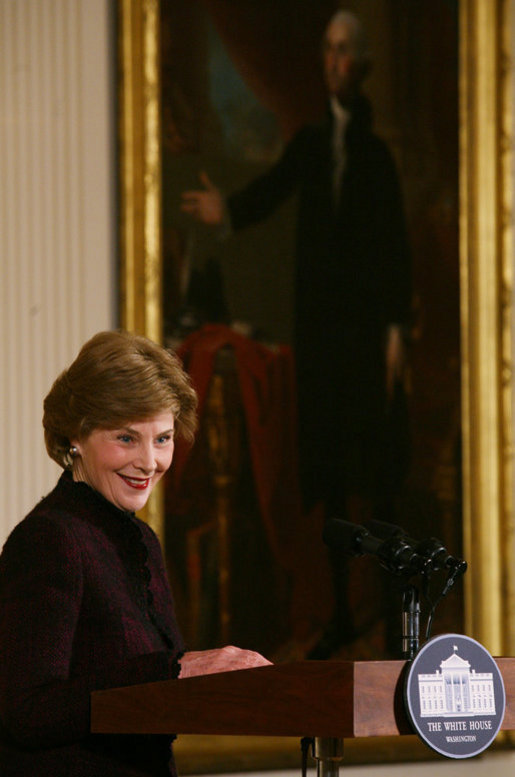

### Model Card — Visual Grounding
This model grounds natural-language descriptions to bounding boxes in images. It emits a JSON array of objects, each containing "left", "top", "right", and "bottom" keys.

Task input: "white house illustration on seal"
[{"left": 418, "top": 645, "right": 496, "bottom": 717}]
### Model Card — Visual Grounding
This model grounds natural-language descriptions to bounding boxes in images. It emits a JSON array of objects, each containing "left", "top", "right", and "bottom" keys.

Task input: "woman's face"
[{"left": 71, "top": 412, "right": 175, "bottom": 512}]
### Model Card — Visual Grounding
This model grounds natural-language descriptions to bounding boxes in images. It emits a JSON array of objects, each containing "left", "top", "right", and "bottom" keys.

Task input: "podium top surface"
[{"left": 91, "top": 658, "right": 515, "bottom": 738}]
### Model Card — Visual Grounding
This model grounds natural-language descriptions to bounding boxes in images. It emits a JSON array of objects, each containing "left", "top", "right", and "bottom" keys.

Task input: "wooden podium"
[{"left": 91, "top": 659, "right": 515, "bottom": 773}]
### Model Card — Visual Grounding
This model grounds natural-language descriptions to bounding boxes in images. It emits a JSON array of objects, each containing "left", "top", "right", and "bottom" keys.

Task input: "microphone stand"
[
  {"left": 311, "top": 737, "right": 344, "bottom": 777},
  {"left": 402, "top": 584, "right": 420, "bottom": 660}
]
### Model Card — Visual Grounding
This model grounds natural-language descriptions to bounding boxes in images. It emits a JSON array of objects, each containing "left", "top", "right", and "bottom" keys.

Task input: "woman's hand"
[{"left": 179, "top": 645, "right": 272, "bottom": 678}]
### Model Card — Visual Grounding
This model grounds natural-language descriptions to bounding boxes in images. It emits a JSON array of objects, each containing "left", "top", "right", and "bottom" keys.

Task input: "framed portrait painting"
[{"left": 118, "top": 0, "right": 515, "bottom": 769}]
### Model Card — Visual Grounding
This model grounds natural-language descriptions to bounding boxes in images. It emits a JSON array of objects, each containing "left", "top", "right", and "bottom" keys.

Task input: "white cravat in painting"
[{"left": 330, "top": 96, "right": 350, "bottom": 205}]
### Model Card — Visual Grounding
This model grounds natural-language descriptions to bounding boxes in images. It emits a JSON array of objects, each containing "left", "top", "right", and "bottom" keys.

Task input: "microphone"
[
  {"left": 323, "top": 518, "right": 424, "bottom": 576},
  {"left": 323, "top": 518, "right": 467, "bottom": 578},
  {"left": 366, "top": 519, "right": 467, "bottom": 576},
  {"left": 322, "top": 518, "right": 378, "bottom": 556}
]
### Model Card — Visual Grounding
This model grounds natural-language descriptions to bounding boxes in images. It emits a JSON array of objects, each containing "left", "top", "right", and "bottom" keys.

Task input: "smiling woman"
[
  {"left": 0, "top": 329, "right": 271, "bottom": 777},
  {"left": 70, "top": 416, "right": 176, "bottom": 513}
]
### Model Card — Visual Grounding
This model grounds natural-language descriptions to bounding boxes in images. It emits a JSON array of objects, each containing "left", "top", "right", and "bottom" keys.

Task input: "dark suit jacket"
[
  {"left": 0, "top": 472, "right": 185, "bottom": 776},
  {"left": 228, "top": 96, "right": 412, "bottom": 505},
  {"left": 228, "top": 96, "right": 411, "bottom": 337}
]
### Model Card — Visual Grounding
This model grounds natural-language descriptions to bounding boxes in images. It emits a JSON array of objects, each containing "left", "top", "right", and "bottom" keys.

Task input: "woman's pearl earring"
[{"left": 69, "top": 446, "right": 78, "bottom": 457}]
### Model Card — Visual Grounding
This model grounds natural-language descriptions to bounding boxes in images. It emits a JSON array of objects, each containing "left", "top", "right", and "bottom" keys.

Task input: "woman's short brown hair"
[{"left": 43, "top": 330, "right": 198, "bottom": 469}]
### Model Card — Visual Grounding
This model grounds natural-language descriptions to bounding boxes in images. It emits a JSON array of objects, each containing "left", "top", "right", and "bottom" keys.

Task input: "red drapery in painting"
[{"left": 166, "top": 325, "right": 334, "bottom": 645}]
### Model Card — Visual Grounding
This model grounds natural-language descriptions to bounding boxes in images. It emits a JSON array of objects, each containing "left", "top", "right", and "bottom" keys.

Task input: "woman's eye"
[
  {"left": 156, "top": 434, "right": 172, "bottom": 444},
  {"left": 118, "top": 434, "right": 133, "bottom": 443}
]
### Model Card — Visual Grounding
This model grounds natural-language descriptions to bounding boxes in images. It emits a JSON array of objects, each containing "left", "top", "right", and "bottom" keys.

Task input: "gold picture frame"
[{"left": 117, "top": 0, "right": 515, "bottom": 769}]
